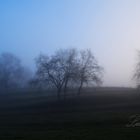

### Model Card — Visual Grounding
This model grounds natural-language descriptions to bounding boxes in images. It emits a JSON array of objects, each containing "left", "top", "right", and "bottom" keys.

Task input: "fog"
[
  {"left": 1, "top": 0, "right": 140, "bottom": 87},
  {"left": 2, "top": 2, "right": 140, "bottom": 139}
]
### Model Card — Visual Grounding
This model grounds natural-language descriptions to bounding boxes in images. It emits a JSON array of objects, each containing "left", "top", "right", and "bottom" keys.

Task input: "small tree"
[
  {"left": 77, "top": 49, "right": 103, "bottom": 95},
  {"left": 36, "top": 54, "right": 66, "bottom": 99}
]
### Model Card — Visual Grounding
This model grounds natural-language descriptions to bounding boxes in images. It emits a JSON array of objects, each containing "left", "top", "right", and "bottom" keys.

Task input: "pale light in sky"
[{"left": 1, "top": 0, "right": 140, "bottom": 87}]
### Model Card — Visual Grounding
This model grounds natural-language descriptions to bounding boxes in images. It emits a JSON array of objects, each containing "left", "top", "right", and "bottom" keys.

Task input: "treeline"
[{"left": 0, "top": 48, "right": 103, "bottom": 98}]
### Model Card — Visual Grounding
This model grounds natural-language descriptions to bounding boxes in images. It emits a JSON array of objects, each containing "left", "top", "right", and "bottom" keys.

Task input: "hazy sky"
[{"left": 1, "top": 0, "right": 140, "bottom": 87}]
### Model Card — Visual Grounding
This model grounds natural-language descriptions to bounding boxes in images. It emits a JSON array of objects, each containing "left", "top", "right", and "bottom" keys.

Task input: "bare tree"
[
  {"left": 35, "top": 49, "right": 79, "bottom": 99},
  {"left": 77, "top": 49, "right": 103, "bottom": 95},
  {"left": 35, "top": 48, "right": 103, "bottom": 98},
  {"left": 54, "top": 48, "right": 78, "bottom": 98},
  {"left": 35, "top": 54, "right": 66, "bottom": 99}
]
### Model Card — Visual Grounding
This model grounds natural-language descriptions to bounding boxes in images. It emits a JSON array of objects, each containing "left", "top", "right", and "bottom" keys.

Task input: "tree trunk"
[
  {"left": 63, "top": 79, "right": 68, "bottom": 100},
  {"left": 77, "top": 81, "right": 83, "bottom": 95}
]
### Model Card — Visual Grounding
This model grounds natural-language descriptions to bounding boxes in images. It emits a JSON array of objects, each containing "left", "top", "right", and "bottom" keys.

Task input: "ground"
[{"left": 0, "top": 88, "right": 140, "bottom": 139}]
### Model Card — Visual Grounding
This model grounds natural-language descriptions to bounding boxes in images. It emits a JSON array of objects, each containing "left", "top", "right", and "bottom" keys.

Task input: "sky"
[{"left": 1, "top": 0, "right": 140, "bottom": 87}]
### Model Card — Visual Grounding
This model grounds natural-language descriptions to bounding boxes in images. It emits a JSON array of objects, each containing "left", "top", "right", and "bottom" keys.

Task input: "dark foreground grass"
[
  {"left": 1, "top": 88, "right": 140, "bottom": 139},
  {"left": 1, "top": 124, "right": 140, "bottom": 140}
]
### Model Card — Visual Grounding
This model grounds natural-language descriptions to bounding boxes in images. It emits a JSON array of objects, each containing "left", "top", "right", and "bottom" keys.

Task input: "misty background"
[{"left": 1, "top": 0, "right": 140, "bottom": 87}]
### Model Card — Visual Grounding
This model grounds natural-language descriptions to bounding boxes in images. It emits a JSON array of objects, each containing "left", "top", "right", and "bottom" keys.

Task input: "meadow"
[{"left": 1, "top": 87, "right": 140, "bottom": 139}]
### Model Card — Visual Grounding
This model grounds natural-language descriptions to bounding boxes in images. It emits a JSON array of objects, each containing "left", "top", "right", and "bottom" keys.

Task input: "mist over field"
[{"left": 1, "top": 0, "right": 140, "bottom": 140}]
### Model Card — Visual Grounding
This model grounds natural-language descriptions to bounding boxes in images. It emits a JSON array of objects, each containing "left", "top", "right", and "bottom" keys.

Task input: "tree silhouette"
[
  {"left": 35, "top": 48, "right": 103, "bottom": 98},
  {"left": 0, "top": 53, "right": 26, "bottom": 91}
]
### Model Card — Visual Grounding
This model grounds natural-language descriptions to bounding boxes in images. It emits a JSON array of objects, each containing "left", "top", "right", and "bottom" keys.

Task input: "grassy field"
[{"left": 1, "top": 88, "right": 140, "bottom": 139}]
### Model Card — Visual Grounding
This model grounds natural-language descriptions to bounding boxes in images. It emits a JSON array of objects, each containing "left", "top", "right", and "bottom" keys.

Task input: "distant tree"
[
  {"left": 77, "top": 49, "right": 103, "bottom": 95},
  {"left": 133, "top": 51, "right": 140, "bottom": 87},
  {"left": 0, "top": 53, "right": 26, "bottom": 91}
]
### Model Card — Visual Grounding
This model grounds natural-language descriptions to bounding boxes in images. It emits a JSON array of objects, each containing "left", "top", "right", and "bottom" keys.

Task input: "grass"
[
  {"left": 1, "top": 87, "right": 140, "bottom": 139},
  {"left": 1, "top": 123, "right": 140, "bottom": 140}
]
